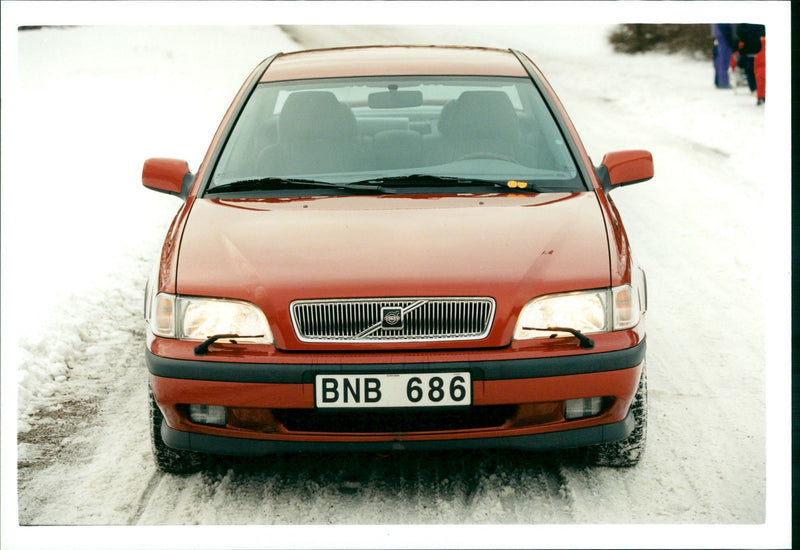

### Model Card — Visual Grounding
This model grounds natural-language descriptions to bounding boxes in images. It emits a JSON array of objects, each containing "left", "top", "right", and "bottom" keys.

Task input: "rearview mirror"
[
  {"left": 368, "top": 90, "right": 423, "bottom": 109},
  {"left": 597, "top": 150, "right": 654, "bottom": 190},
  {"left": 142, "top": 158, "right": 193, "bottom": 197}
]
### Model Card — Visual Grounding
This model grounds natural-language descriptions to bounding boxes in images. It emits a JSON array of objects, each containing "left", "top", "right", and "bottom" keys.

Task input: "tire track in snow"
[
  {"left": 539, "top": 462, "right": 575, "bottom": 521},
  {"left": 436, "top": 451, "right": 578, "bottom": 523},
  {"left": 492, "top": 454, "right": 575, "bottom": 523},
  {"left": 130, "top": 471, "right": 164, "bottom": 525},
  {"left": 144, "top": 450, "right": 582, "bottom": 524}
]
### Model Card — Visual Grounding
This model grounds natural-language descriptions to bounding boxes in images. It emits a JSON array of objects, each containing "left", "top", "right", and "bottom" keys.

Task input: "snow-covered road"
[{"left": 2, "top": 5, "right": 791, "bottom": 549}]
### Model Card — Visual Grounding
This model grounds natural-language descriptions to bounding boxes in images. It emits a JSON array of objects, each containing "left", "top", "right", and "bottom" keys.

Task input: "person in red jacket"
[{"left": 754, "top": 36, "right": 765, "bottom": 105}]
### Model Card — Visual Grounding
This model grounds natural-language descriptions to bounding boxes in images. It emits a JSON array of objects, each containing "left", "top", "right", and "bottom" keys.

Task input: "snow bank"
[{"left": 6, "top": 25, "right": 300, "bottom": 425}]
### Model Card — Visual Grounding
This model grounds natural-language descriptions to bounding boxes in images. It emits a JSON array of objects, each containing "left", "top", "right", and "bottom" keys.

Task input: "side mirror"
[
  {"left": 142, "top": 158, "right": 193, "bottom": 197},
  {"left": 596, "top": 150, "right": 654, "bottom": 191}
]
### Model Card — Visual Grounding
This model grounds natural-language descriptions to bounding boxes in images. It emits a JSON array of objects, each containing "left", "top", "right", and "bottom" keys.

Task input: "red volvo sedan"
[{"left": 142, "top": 46, "right": 654, "bottom": 473}]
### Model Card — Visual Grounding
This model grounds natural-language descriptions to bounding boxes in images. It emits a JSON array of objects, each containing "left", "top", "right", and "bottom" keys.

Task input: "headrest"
[
  {"left": 279, "top": 91, "right": 356, "bottom": 141},
  {"left": 439, "top": 91, "right": 518, "bottom": 141}
]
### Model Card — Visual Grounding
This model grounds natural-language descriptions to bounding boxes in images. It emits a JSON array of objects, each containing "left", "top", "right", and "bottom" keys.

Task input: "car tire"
[
  {"left": 585, "top": 364, "right": 647, "bottom": 467},
  {"left": 149, "top": 387, "right": 205, "bottom": 474}
]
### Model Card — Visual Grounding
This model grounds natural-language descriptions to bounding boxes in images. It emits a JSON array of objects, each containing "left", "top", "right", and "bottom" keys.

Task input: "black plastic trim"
[
  {"left": 146, "top": 339, "right": 645, "bottom": 384},
  {"left": 180, "top": 173, "right": 195, "bottom": 198},
  {"left": 161, "top": 407, "right": 635, "bottom": 456},
  {"left": 596, "top": 164, "right": 611, "bottom": 192}
]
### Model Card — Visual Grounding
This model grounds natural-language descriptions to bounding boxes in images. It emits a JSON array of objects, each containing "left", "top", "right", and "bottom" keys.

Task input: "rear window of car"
[{"left": 208, "top": 76, "right": 584, "bottom": 194}]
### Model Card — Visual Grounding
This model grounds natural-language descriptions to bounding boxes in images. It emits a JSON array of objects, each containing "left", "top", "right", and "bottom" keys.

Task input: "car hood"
[{"left": 176, "top": 193, "right": 610, "bottom": 349}]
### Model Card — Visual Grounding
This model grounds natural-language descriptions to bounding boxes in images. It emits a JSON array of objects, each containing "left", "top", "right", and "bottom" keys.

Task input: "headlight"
[
  {"left": 513, "top": 285, "right": 640, "bottom": 341},
  {"left": 150, "top": 293, "right": 273, "bottom": 344}
]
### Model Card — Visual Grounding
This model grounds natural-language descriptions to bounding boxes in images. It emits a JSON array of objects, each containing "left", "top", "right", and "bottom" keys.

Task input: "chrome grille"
[{"left": 290, "top": 297, "right": 495, "bottom": 343}]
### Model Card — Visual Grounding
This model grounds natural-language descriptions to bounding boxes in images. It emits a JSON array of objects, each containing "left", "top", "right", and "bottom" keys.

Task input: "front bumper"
[
  {"left": 146, "top": 339, "right": 646, "bottom": 383},
  {"left": 148, "top": 340, "right": 645, "bottom": 455},
  {"left": 162, "top": 407, "right": 636, "bottom": 455}
]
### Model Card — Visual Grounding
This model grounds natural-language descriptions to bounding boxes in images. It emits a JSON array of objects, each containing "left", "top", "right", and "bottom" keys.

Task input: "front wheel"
[
  {"left": 585, "top": 364, "right": 647, "bottom": 467},
  {"left": 149, "top": 387, "right": 205, "bottom": 474}
]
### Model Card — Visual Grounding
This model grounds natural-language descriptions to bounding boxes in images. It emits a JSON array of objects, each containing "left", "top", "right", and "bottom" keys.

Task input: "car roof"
[{"left": 260, "top": 45, "right": 529, "bottom": 82}]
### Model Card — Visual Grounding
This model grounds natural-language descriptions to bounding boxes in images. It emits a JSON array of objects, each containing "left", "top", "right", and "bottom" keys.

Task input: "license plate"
[{"left": 315, "top": 372, "right": 471, "bottom": 408}]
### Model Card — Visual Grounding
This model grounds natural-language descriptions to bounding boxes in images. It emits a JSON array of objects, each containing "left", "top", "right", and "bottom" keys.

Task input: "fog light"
[
  {"left": 188, "top": 404, "right": 227, "bottom": 426},
  {"left": 564, "top": 397, "right": 603, "bottom": 420}
]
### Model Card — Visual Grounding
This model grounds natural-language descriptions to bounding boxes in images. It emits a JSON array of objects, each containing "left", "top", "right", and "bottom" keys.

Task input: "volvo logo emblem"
[{"left": 380, "top": 307, "right": 404, "bottom": 330}]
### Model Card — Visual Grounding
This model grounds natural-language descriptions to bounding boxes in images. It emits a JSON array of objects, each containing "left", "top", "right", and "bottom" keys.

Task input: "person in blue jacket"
[{"left": 711, "top": 24, "right": 735, "bottom": 88}]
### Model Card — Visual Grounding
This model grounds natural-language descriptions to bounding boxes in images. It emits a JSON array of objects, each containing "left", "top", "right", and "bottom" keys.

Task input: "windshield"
[{"left": 208, "top": 76, "right": 584, "bottom": 195}]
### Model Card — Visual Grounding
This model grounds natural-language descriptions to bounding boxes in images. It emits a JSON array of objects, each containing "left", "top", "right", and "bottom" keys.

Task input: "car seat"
[
  {"left": 437, "top": 91, "right": 520, "bottom": 162},
  {"left": 259, "top": 91, "right": 362, "bottom": 176}
]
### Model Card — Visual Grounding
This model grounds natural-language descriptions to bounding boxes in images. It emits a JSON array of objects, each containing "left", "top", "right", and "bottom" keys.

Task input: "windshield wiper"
[
  {"left": 350, "top": 174, "right": 542, "bottom": 192},
  {"left": 208, "top": 175, "right": 544, "bottom": 196},
  {"left": 207, "top": 177, "right": 395, "bottom": 195},
  {"left": 521, "top": 326, "right": 595, "bottom": 349},
  {"left": 194, "top": 333, "right": 265, "bottom": 356}
]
